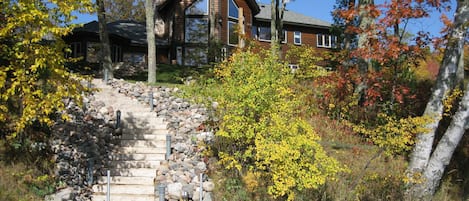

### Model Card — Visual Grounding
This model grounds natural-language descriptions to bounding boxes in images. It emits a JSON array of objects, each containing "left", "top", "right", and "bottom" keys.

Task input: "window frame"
[
  {"left": 317, "top": 34, "right": 337, "bottom": 48},
  {"left": 256, "top": 26, "right": 286, "bottom": 43},
  {"left": 293, "top": 31, "right": 301, "bottom": 45},
  {"left": 227, "top": 0, "right": 239, "bottom": 46}
]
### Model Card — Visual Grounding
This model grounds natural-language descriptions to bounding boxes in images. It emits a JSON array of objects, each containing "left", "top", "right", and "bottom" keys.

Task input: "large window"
[
  {"left": 317, "top": 34, "right": 337, "bottom": 48},
  {"left": 294, "top": 31, "right": 301, "bottom": 45},
  {"left": 186, "top": 0, "right": 208, "bottom": 15},
  {"left": 185, "top": 0, "right": 209, "bottom": 43},
  {"left": 255, "top": 26, "right": 286, "bottom": 43},
  {"left": 228, "top": 21, "right": 239, "bottom": 45},
  {"left": 185, "top": 18, "right": 209, "bottom": 43},
  {"left": 228, "top": 0, "right": 239, "bottom": 46}
]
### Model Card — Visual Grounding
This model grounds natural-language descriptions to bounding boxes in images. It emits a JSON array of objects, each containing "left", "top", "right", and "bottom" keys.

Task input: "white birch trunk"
[
  {"left": 406, "top": 0, "right": 469, "bottom": 198},
  {"left": 420, "top": 87, "right": 469, "bottom": 197}
]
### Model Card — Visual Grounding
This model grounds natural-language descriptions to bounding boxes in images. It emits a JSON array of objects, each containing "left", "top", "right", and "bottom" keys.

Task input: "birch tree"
[{"left": 406, "top": 0, "right": 469, "bottom": 199}]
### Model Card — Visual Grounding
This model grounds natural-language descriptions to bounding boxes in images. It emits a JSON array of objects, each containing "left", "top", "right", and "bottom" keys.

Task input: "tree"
[
  {"left": 144, "top": 0, "right": 168, "bottom": 83},
  {"left": 0, "top": 0, "right": 93, "bottom": 137},
  {"left": 270, "top": 0, "right": 289, "bottom": 56},
  {"left": 97, "top": 0, "right": 113, "bottom": 81},
  {"left": 104, "top": 0, "right": 145, "bottom": 22},
  {"left": 406, "top": 0, "right": 469, "bottom": 198}
]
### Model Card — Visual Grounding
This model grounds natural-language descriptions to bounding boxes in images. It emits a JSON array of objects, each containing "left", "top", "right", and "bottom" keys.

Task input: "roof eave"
[{"left": 247, "top": 0, "right": 260, "bottom": 14}]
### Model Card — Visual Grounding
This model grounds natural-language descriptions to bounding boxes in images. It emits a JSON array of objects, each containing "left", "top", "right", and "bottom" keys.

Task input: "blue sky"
[{"left": 73, "top": 0, "right": 456, "bottom": 38}]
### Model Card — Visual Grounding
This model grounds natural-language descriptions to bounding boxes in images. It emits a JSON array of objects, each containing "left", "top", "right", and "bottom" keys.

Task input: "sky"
[{"left": 73, "top": 0, "right": 457, "bottom": 38}]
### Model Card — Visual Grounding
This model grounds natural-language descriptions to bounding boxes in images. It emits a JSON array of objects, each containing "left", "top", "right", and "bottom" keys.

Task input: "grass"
[{"left": 0, "top": 141, "right": 50, "bottom": 201}]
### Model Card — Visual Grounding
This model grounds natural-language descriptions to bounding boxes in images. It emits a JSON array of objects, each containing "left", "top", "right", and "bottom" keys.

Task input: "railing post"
[
  {"left": 158, "top": 184, "right": 166, "bottom": 201},
  {"left": 104, "top": 68, "right": 109, "bottom": 84},
  {"left": 166, "top": 134, "right": 171, "bottom": 160},
  {"left": 106, "top": 170, "right": 110, "bottom": 201},
  {"left": 149, "top": 91, "right": 154, "bottom": 111},
  {"left": 200, "top": 173, "right": 203, "bottom": 201},
  {"left": 87, "top": 159, "right": 94, "bottom": 186},
  {"left": 116, "top": 110, "right": 121, "bottom": 129}
]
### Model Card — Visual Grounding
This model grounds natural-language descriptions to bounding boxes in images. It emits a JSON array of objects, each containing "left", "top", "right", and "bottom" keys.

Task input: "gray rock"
[
  {"left": 203, "top": 181, "right": 215, "bottom": 192},
  {"left": 44, "top": 187, "right": 73, "bottom": 201},
  {"left": 167, "top": 182, "right": 183, "bottom": 200}
]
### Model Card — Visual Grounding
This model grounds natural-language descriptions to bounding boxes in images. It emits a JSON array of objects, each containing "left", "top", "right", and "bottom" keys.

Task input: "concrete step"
[
  {"left": 109, "top": 160, "right": 161, "bottom": 169},
  {"left": 92, "top": 184, "right": 155, "bottom": 195},
  {"left": 114, "top": 147, "right": 166, "bottom": 154},
  {"left": 97, "top": 176, "right": 154, "bottom": 185},
  {"left": 120, "top": 133, "right": 167, "bottom": 140},
  {"left": 119, "top": 139, "right": 165, "bottom": 147},
  {"left": 102, "top": 168, "right": 156, "bottom": 177},
  {"left": 92, "top": 194, "right": 155, "bottom": 201},
  {"left": 110, "top": 153, "right": 165, "bottom": 161}
]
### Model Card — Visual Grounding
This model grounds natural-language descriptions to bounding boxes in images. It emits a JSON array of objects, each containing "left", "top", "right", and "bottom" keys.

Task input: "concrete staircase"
[{"left": 91, "top": 79, "right": 167, "bottom": 201}]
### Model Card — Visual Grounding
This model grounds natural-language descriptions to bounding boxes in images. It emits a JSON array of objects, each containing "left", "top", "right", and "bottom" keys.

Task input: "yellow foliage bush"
[
  {"left": 213, "top": 48, "right": 346, "bottom": 200},
  {"left": 0, "top": 0, "right": 93, "bottom": 138},
  {"left": 350, "top": 113, "right": 432, "bottom": 155}
]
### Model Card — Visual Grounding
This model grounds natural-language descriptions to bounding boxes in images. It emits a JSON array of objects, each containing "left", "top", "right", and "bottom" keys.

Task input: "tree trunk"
[
  {"left": 357, "top": 0, "right": 374, "bottom": 74},
  {"left": 406, "top": 0, "right": 469, "bottom": 198},
  {"left": 97, "top": 0, "right": 113, "bottom": 81},
  {"left": 420, "top": 87, "right": 469, "bottom": 197},
  {"left": 270, "top": 0, "right": 279, "bottom": 55},
  {"left": 145, "top": 0, "right": 156, "bottom": 83}
]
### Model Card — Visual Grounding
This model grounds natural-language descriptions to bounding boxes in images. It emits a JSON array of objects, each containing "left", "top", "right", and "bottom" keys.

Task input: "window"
[
  {"left": 68, "top": 42, "right": 82, "bottom": 58},
  {"left": 228, "top": 21, "right": 239, "bottom": 45},
  {"left": 185, "top": 0, "right": 209, "bottom": 43},
  {"left": 294, "top": 31, "right": 301, "bottom": 45},
  {"left": 227, "top": 0, "right": 239, "bottom": 46},
  {"left": 111, "top": 45, "right": 122, "bottom": 62},
  {"left": 255, "top": 26, "right": 286, "bottom": 43},
  {"left": 185, "top": 18, "right": 209, "bottom": 43},
  {"left": 228, "top": 0, "right": 238, "bottom": 18},
  {"left": 258, "top": 26, "right": 271, "bottom": 41},
  {"left": 289, "top": 64, "right": 299, "bottom": 73},
  {"left": 317, "top": 34, "right": 337, "bottom": 48},
  {"left": 185, "top": 0, "right": 208, "bottom": 15}
]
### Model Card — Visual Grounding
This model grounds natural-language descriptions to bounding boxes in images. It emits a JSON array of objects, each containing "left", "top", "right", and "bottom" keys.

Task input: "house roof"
[
  {"left": 247, "top": 0, "right": 261, "bottom": 14},
  {"left": 74, "top": 20, "right": 147, "bottom": 46},
  {"left": 255, "top": 4, "right": 331, "bottom": 28}
]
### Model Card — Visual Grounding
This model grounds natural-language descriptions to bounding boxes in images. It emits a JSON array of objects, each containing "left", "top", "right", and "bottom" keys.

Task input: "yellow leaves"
[
  {"left": 213, "top": 49, "right": 345, "bottom": 200},
  {"left": 1, "top": 0, "right": 93, "bottom": 137},
  {"left": 443, "top": 88, "right": 463, "bottom": 116},
  {"left": 351, "top": 113, "right": 432, "bottom": 155}
]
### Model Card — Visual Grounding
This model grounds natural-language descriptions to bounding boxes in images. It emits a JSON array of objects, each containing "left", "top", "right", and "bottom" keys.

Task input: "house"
[{"left": 65, "top": 0, "right": 336, "bottom": 67}]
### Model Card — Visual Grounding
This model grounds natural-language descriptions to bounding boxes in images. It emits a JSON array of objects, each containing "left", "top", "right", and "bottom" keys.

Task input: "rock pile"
[
  {"left": 49, "top": 95, "right": 118, "bottom": 200},
  {"left": 108, "top": 79, "right": 217, "bottom": 201}
]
